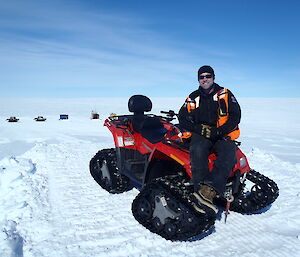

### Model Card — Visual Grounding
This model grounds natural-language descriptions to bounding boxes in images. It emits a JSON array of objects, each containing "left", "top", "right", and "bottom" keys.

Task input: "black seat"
[
  {"left": 128, "top": 95, "right": 167, "bottom": 144},
  {"left": 128, "top": 95, "right": 152, "bottom": 132}
]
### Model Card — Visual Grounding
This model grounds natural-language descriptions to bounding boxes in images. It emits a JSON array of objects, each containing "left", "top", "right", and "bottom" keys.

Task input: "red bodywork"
[{"left": 104, "top": 116, "right": 250, "bottom": 178}]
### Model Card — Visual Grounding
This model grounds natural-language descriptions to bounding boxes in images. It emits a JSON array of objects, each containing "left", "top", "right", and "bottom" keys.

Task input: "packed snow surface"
[{"left": 0, "top": 97, "right": 300, "bottom": 257}]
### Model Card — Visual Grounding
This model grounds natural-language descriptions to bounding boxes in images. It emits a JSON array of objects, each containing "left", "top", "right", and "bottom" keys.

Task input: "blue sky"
[{"left": 0, "top": 0, "right": 299, "bottom": 98}]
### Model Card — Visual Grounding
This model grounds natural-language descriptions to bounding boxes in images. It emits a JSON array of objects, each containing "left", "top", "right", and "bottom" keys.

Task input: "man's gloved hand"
[{"left": 197, "top": 124, "right": 221, "bottom": 141}]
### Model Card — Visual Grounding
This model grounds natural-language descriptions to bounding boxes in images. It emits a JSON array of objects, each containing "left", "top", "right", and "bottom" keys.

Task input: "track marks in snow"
[
  {"left": 2, "top": 140, "right": 300, "bottom": 257},
  {"left": 19, "top": 141, "right": 144, "bottom": 256}
]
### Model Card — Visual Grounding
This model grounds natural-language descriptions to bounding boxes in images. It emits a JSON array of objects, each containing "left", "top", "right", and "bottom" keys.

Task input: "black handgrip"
[{"left": 160, "top": 110, "right": 177, "bottom": 117}]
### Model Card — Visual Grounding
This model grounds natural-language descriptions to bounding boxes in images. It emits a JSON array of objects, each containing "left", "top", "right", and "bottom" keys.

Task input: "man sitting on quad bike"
[{"left": 178, "top": 65, "right": 241, "bottom": 215}]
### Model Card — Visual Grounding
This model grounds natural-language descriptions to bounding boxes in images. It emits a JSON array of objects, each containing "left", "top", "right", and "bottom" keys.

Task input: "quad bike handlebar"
[
  {"left": 160, "top": 110, "right": 177, "bottom": 117},
  {"left": 160, "top": 110, "right": 178, "bottom": 121}
]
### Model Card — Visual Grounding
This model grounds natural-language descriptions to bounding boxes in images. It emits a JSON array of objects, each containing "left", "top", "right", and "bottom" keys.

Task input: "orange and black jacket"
[{"left": 178, "top": 83, "right": 241, "bottom": 140}]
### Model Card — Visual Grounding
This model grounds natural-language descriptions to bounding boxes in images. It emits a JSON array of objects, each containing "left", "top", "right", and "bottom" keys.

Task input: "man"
[{"left": 178, "top": 65, "right": 241, "bottom": 215}]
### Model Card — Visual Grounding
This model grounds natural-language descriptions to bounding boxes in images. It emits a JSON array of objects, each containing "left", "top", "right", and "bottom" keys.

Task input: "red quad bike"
[{"left": 90, "top": 95, "right": 279, "bottom": 241}]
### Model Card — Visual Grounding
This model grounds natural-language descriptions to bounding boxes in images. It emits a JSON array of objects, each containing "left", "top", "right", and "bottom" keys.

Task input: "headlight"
[{"left": 239, "top": 157, "right": 247, "bottom": 168}]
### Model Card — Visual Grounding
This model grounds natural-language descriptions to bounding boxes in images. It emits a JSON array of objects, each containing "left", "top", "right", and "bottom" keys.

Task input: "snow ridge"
[{"left": 0, "top": 155, "right": 49, "bottom": 257}]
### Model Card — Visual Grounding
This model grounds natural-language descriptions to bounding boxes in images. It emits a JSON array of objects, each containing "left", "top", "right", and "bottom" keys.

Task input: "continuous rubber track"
[
  {"left": 131, "top": 176, "right": 216, "bottom": 241},
  {"left": 230, "top": 169, "right": 279, "bottom": 213},
  {"left": 90, "top": 149, "right": 279, "bottom": 239},
  {"left": 89, "top": 148, "right": 132, "bottom": 193}
]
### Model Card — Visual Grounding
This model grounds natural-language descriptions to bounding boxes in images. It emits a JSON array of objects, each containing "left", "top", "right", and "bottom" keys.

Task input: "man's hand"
[{"left": 198, "top": 124, "right": 221, "bottom": 141}]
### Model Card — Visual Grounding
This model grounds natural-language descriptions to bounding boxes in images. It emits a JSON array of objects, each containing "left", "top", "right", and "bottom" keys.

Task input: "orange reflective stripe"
[
  {"left": 186, "top": 98, "right": 195, "bottom": 113},
  {"left": 187, "top": 103, "right": 192, "bottom": 113},
  {"left": 227, "top": 129, "right": 240, "bottom": 140},
  {"left": 217, "top": 88, "right": 240, "bottom": 140},
  {"left": 217, "top": 89, "right": 228, "bottom": 127}
]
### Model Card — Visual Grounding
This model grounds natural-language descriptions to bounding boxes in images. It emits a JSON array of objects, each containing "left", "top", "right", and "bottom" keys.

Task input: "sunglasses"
[{"left": 199, "top": 74, "right": 213, "bottom": 79}]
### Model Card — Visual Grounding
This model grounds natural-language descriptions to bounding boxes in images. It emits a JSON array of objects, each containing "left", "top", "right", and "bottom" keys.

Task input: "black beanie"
[{"left": 198, "top": 65, "right": 215, "bottom": 80}]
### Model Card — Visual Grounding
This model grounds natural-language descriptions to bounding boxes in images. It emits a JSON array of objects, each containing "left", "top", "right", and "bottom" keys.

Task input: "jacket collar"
[{"left": 198, "top": 83, "right": 222, "bottom": 97}]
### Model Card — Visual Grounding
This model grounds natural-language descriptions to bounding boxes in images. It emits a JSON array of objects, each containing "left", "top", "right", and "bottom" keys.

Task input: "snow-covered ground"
[{"left": 0, "top": 97, "right": 300, "bottom": 257}]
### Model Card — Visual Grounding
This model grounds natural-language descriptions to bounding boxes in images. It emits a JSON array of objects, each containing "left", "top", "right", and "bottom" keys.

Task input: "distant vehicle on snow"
[
  {"left": 34, "top": 116, "right": 47, "bottom": 122},
  {"left": 6, "top": 116, "right": 19, "bottom": 122},
  {"left": 59, "top": 114, "right": 69, "bottom": 120},
  {"left": 91, "top": 111, "right": 100, "bottom": 120}
]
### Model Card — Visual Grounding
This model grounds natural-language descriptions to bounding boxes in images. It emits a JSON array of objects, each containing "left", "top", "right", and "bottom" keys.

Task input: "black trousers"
[{"left": 190, "top": 133, "right": 237, "bottom": 195}]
